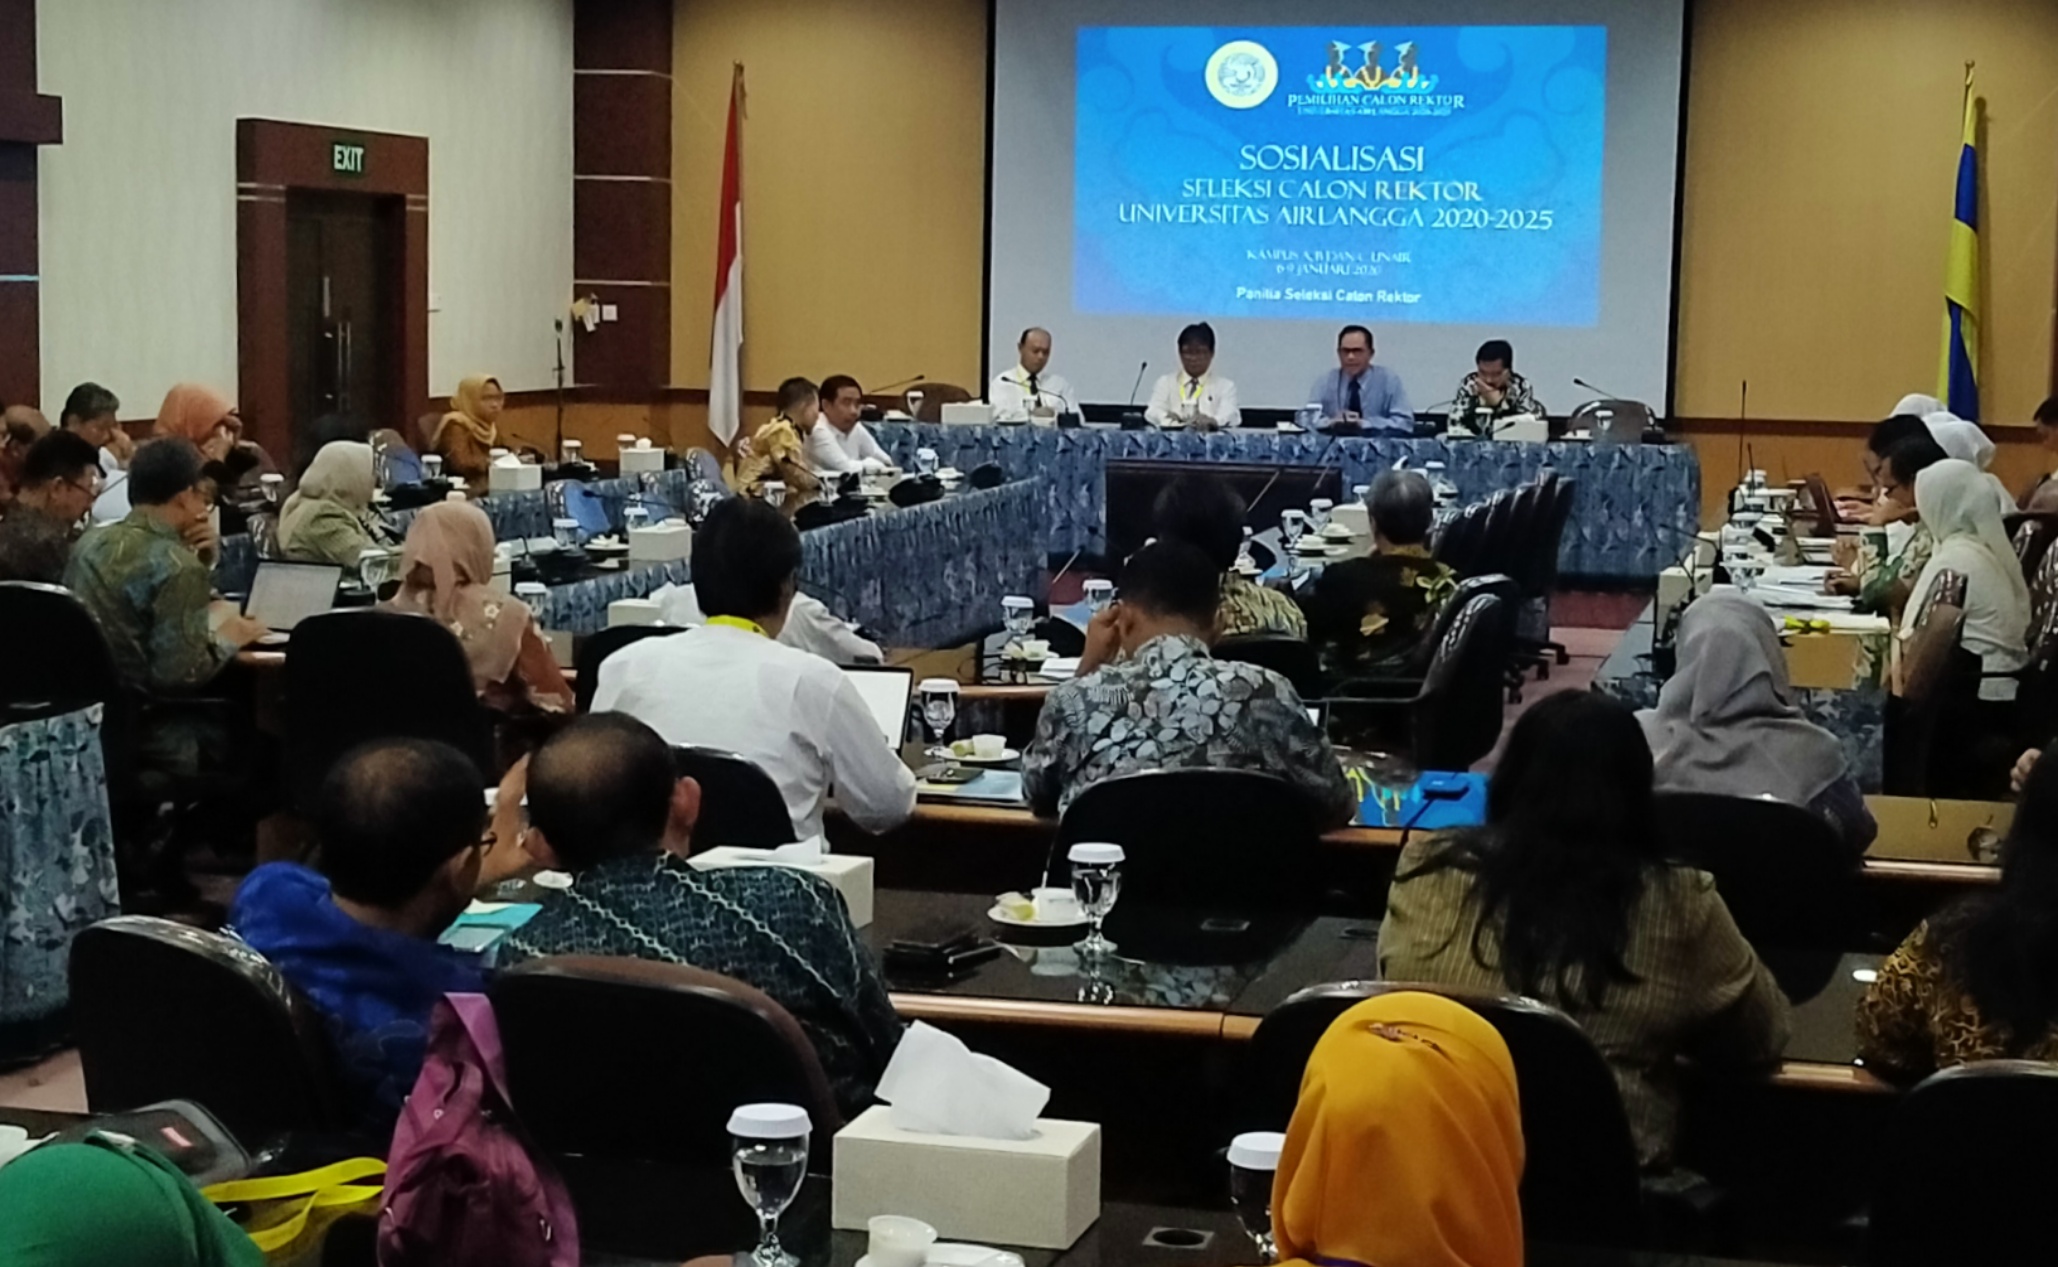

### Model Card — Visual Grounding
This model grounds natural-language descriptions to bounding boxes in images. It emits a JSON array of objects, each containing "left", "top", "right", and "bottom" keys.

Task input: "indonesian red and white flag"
[{"left": 709, "top": 65, "right": 745, "bottom": 446}]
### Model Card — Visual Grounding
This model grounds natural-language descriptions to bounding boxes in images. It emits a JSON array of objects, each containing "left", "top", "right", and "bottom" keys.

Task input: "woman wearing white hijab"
[
  {"left": 1638, "top": 591, "right": 1876, "bottom": 851},
  {"left": 1892, "top": 393, "right": 2014, "bottom": 516},
  {"left": 1900, "top": 458, "right": 2030, "bottom": 705},
  {"left": 277, "top": 440, "right": 383, "bottom": 569}
]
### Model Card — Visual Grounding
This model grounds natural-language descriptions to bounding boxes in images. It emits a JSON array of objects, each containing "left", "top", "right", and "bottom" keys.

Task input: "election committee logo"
[
  {"left": 1205, "top": 40, "right": 1278, "bottom": 110},
  {"left": 1289, "top": 38, "right": 1464, "bottom": 118}
]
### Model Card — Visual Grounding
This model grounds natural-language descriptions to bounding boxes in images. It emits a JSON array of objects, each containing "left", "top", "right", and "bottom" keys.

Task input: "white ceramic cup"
[
  {"left": 1020, "top": 638, "right": 1051, "bottom": 659},
  {"left": 972, "top": 733, "right": 1006, "bottom": 759},
  {"left": 867, "top": 1215, "right": 938, "bottom": 1267}
]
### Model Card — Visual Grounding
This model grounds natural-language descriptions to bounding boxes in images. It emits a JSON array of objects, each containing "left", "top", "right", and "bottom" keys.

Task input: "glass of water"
[
  {"left": 762, "top": 479, "right": 787, "bottom": 510},
  {"left": 551, "top": 517, "right": 580, "bottom": 551},
  {"left": 623, "top": 503, "right": 650, "bottom": 534},
  {"left": 1002, "top": 594, "right": 1035, "bottom": 640},
  {"left": 1308, "top": 498, "right": 1334, "bottom": 534},
  {"left": 1083, "top": 578, "right": 1114, "bottom": 615},
  {"left": 1068, "top": 842, "right": 1125, "bottom": 957},
  {"left": 561, "top": 438, "right": 583, "bottom": 467},
  {"left": 1280, "top": 509, "right": 1308, "bottom": 552},
  {"left": 906, "top": 389, "right": 926, "bottom": 422},
  {"left": 422, "top": 454, "right": 444, "bottom": 483},
  {"left": 1236, "top": 526, "right": 1256, "bottom": 573},
  {"left": 918, "top": 677, "right": 959, "bottom": 751},
  {"left": 916, "top": 447, "right": 939, "bottom": 477},
  {"left": 729, "top": 1104, "right": 810, "bottom": 1267},
  {"left": 259, "top": 472, "right": 284, "bottom": 505},
  {"left": 1228, "top": 1132, "right": 1285, "bottom": 1262},
  {"left": 1353, "top": 483, "right": 1371, "bottom": 507}
]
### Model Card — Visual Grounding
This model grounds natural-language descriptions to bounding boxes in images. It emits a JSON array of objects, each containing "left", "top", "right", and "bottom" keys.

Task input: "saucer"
[{"left": 987, "top": 903, "right": 1089, "bottom": 930}]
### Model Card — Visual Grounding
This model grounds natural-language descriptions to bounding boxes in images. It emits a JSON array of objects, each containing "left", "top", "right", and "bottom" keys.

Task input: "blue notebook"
[{"left": 917, "top": 770, "right": 1027, "bottom": 804}]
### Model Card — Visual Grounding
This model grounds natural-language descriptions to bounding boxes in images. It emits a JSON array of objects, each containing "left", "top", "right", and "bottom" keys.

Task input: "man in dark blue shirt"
[
  {"left": 229, "top": 739, "right": 491, "bottom": 1132},
  {"left": 504, "top": 713, "right": 903, "bottom": 1117}
]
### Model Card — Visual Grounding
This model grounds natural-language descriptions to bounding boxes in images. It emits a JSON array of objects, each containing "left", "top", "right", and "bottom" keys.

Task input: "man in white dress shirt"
[
  {"left": 593, "top": 497, "right": 916, "bottom": 840},
  {"left": 1145, "top": 323, "right": 1241, "bottom": 430},
  {"left": 804, "top": 375, "right": 896, "bottom": 476},
  {"left": 988, "top": 328, "right": 1074, "bottom": 422}
]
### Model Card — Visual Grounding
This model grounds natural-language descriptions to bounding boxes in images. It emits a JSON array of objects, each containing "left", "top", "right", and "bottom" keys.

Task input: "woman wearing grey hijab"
[{"left": 1637, "top": 591, "right": 1876, "bottom": 852}]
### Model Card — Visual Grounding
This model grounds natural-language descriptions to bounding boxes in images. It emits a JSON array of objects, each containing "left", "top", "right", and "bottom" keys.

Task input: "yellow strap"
[
  {"left": 707, "top": 614, "right": 769, "bottom": 637},
  {"left": 202, "top": 1156, "right": 387, "bottom": 1203}
]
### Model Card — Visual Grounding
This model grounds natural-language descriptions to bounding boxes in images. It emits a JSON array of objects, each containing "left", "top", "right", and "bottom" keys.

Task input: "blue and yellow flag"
[{"left": 1941, "top": 66, "right": 1980, "bottom": 420}]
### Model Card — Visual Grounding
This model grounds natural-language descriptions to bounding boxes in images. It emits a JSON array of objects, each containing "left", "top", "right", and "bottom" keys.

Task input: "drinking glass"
[
  {"left": 906, "top": 389, "right": 926, "bottom": 422},
  {"left": 762, "top": 480, "right": 787, "bottom": 510},
  {"left": 1353, "top": 483, "right": 1371, "bottom": 507},
  {"left": 1236, "top": 526, "right": 1256, "bottom": 573},
  {"left": 1068, "top": 842, "right": 1124, "bottom": 957},
  {"left": 422, "top": 454, "right": 445, "bottom": 483},
  {"left": 1002, "top": 595, "right": 1035, "bottom": 640},
  {"left": 551, "top": 517, "right": 580, "bottom": 551},
  {"left": 918, "top": 678, "right": 959, "bottom": 752},
  {"left": 623, "top": 504, "right": 651, "bottom": 534},
  {"left": 561, "top": 439, "right": 583, "bottom": 467},
  {"left": 1280, "top": 510, "right": 1307, "bottom": 551},
  {"left": 1083, "top": 578, "right": 1114, "bottom": 615},
  {"left": 1228, "top": 1132, "right": 1285, "bottom": 1261},
  {"left": 916, "top": 447, "right": 940, "bottom": 477},
  {"left": 259, "top": 472, "right": 284, "bottom": 505},
  {"left": 729, "top": 1104, "right": 810, "bottom": 1267},
  {"left": 1308, "top": 498, "right": 1333, "bottom": 533}
]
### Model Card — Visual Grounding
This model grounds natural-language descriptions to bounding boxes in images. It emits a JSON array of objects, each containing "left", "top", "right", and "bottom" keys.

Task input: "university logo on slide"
[
  {"left": 1290, "top": 38, "right": 1462, "bottom": 118},
  {"left": 1205, "top": 40, "right": 1278, "bottom": 109}
]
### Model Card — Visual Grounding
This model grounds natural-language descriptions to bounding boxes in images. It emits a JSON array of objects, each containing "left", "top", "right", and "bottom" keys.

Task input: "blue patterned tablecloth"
[
  {"left": 872, "top": 423, "right": 1699, "bottom": 581},
  {"left": 1590, "top": 603, "right": 1888, "bottom": 793},
  {"left": 533, "top": 478, "right": 1046, "bottom": 644},
  {"left": 0, "top": 706, "right": 121, "bottom": 1048}
]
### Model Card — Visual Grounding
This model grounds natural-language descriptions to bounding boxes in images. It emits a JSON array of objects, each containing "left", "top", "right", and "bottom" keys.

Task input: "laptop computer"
[
  {"left": 243, "top": 562, "right": 343, "bottom": 636},
  {"left": 840, "top": 664, "right": 915, "bottom": 746}
]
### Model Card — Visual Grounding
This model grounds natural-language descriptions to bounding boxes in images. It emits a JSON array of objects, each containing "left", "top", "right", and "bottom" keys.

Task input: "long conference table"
[
  {"left": 215, "top": 473, "right": 1047, "bottom": 645},
  {"left": 871, "top": 421, "right": 1701, "bottom": 581}
]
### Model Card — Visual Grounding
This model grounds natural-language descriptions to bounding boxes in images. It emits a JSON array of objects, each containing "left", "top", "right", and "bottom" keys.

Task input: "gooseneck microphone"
[
  {"left": 873, "top": 373, "right": 927, "bottom": 396},
  {"left": 1127, "top": 361, "right": 1150, "bottom": 407}
]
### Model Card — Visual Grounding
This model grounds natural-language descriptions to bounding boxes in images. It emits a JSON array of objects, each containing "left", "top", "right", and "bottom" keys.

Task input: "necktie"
[
  {"left": 1346, "top": 375, "right": 1362, "bottom": 417},
  {"left": 1027, "top": 374, "right": 1041, "bottom": 404}
]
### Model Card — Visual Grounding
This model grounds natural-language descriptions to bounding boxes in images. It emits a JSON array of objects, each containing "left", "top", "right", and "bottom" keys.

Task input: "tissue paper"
[{"left": 874, "top": 1022, "right": 1049, "bottom": 1141}]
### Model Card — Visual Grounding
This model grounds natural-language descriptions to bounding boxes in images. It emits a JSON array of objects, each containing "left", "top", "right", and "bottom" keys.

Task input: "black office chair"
[
  {"left": 1867, "top": 1060, "right": 2058, "bottom": 1266},
  {"left": 1652, "top": 792, "right": 1861, "bottom": 958},
  {"left": 1328, "top": 589, "right": 1516, "bottom": 771},
  {"left": 573, "top": 624, "right": 684, "bottom": 713},
  {"left": 0, "top": 581, "right": 137, "bottom": 781},
  {"left": 672, "top": 745, "right": 796, "bottom": 846},
  {"left": 1510, "top": 476, "right": 1576, "bottom": 673},
  {"left": 1214, "top": 632, "right": 1322, "bottom": 699},
  {"left": 1244, "top": 980, "right": 1644, "bottom": 1249},
  {"left": 492, "top": 956, "right": 842, "bottom": 1260},
  {"left": 283, "top": 609, "right": 496, "bottom": 815},
  {"left": 1430, "top": 496, "right": 1490, "bottom": 576},
  {"left": 69, "top": 916, "right": 349, "bottom": 1147}
]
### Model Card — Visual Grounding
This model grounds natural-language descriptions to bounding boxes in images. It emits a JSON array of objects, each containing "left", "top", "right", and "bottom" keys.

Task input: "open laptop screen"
[
  {"left": 244, "top": 562, "right": 342, "bottom": 632},
  {"left": 840, "top": 665, "right": 915, "bottom": 746}
]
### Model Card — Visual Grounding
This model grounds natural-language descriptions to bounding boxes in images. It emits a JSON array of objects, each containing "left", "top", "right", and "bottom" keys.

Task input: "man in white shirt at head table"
[
  {"left": 804, "top": 375, "right": 897, "bottom": 476},
  {"left": 1308, "top": 324, "right": 1414, "bottom": 435},
  {"left": 592, "top": 497, "right": 916, "bottom": 841},
  {"left": 988, "top": 327, "right": 1074, "bottom": 423},
  {"left": 1145, "top": 322, "right": 1241, "bottom": 431}
]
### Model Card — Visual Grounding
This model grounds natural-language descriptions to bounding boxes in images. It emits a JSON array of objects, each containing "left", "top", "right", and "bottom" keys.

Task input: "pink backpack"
[{"left": 378, "top": 993, "right": 579, "bottom": 1267}]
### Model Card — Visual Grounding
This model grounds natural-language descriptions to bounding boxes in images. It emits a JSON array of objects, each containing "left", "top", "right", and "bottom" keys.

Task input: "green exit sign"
[{"left": 331, "top": 141, "right": 367, "bottom": 177}]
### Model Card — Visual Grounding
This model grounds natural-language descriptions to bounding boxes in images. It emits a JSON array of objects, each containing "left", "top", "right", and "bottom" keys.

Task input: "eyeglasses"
[{"left": 63, "top": 474, "right": 104, "bottom": 498}]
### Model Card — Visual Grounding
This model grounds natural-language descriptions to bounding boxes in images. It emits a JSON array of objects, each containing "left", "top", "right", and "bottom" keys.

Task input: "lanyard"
[
  {"left": 708, "top": 615, "right": 769, "bottom": 637},
  {"left": 1182, "top": 377, "right": 1202, "bottom": 402}
]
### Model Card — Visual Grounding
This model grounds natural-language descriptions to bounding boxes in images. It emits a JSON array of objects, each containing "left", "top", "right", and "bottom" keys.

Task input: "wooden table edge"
[{"left": 889, "top": 993, "right": 1227, "bottom": 1038}]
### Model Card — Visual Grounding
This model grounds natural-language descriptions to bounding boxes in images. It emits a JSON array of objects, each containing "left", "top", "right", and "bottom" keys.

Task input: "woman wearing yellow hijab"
[
  {"left": 431, "top": 374, "right": 505, "bottom": 481},
  {"left": 1271, "top": 992, "right": 1524, "bottom": 1267}
]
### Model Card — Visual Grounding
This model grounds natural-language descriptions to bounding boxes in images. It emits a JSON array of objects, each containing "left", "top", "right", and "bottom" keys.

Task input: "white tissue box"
[
  {"left": 607, "top": 598, "right": 665, "bottom": 628},
  {"left": 940, "top": 402, "right": 993, "bottom": 426},
  {"left": 629, "top": 522, "right": 692, "bottom": 562},
  {"left": 832, "top": 1107, "right": 1100, "bottom": 1249},
  {"left": 689, "top": 847, "right": 874, "bottom": 927},
  {"left": 1493, "top": 414, "right": 1549, "bottom": 444},
  {"left": 489, "top": 462, "right": 543, "bottom": 493},
  {"left": 619, "top": 446, "right": 667, "bottom": 474}
]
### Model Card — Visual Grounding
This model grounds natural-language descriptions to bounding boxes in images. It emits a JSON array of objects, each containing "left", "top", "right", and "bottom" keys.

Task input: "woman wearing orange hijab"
[
  {"left": 1269, "top": 992, "right": 1524, "bottom": 1267},
  {"left": 431, "top": 375, "right": 505, "bottom": 481},
  {"left": 385, "top": 501, "right": 573, "bottom": 713},
  {"left": 154, "top": 383, "right": 240, "bottom": 460}
]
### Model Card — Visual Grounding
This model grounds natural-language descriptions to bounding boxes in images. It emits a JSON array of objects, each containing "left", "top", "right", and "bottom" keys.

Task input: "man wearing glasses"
[{"left": 0, "top": 429, "right": 103, "bottom": 582}]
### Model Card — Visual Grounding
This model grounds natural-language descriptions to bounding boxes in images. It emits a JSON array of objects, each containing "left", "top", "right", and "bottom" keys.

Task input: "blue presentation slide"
[{"left": 1074, "top": 26, "right": 1607, "bottom": 327}]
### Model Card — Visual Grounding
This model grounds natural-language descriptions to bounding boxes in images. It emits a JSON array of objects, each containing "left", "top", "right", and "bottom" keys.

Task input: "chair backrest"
[
  {"left": 2030, "top": 536, "right": 2058, "bottom": 639},
  {"left": 672, "top": 745, "right": 796, "bottom": 846},
  {"left": 1213, "top": 633, "right": 1322, "bottom": 699},
  {"left": 1412, "top": 591, "right": 1516, "bottom": 770},
  {"left": 1907, "top": 568, "right": 1969, "bottom": 632},
  {"left": 283, "top": 608, "right": 496, "bottom": 814},
  {"left": 491, "top": 956, "right": 840, "bottom": 1258},
  {"left": 1899, "top": 603, "right": 1966, "bottom": 705},
  {"left": 413, "top": 412, "right": 443, "bottom": 454},
  {"left": 1431, "top": 497, "right": 1490, "bottom": 575},
  {"left": 68, "top": 916, "right": 347, "bottom": 1145},
  {"left": 1244, "top": 980, "right": 1643, "bottom": 1248},
  {"left": 1525, "top": 475, "right": 1577, "bottom": 595},
  {"left": 1470, "top": 486, "right": 1530, "bottom": 579},
  {"left": 911, "top": 383, "right": 973, "bottom": 422},
  {"left": 1652, "top": 792, "right": 1860, "bottom": 950},
  {"left": 1868, "top": 1060, "right": 2058, "bottom": 1267},
  {"left": 574, "top": 625, "right": 684, "bottom": 713},
  {"left": 1054, "top": 769, "right": 1324, "bottom": 921},
  {"left": 0, "top": 581, "right": 120, "bottom": 717}
]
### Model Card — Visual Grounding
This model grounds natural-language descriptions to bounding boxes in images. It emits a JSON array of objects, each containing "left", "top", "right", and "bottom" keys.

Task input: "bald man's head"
[
  {"left": 1018, "top": 327, "right": 1053, "bottom": 375},
  {"left": 527, "top": 713, "right": 680, "bottom": 870}
]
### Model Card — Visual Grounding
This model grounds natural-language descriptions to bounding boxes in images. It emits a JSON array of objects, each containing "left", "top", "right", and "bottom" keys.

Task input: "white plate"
[
  {"left": 1294, "top": 543, "right": 1347, "bottom": 559},
  {"left": 948, "top": 747, "right": 1021, "bottom": 765},
  {"left": 856, "top": 1250, "right": 1026, "bottom": 1267},
  {"left": 987, "top": 903, "right": 1090, "bottom": 930}
]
